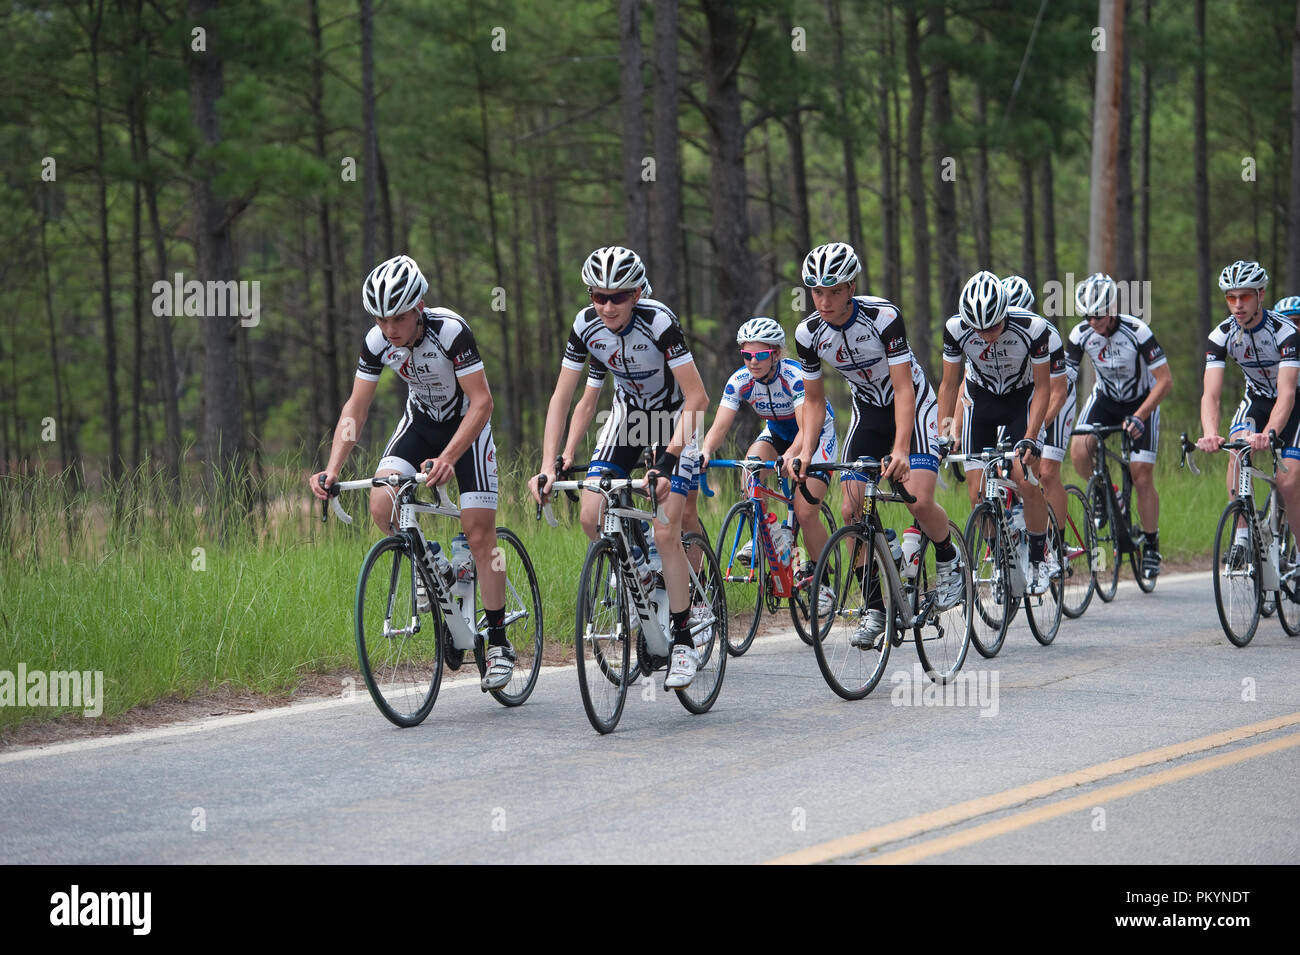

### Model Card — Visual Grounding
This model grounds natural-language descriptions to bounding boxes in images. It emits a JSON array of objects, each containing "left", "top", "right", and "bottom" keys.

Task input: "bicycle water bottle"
[
  {"left": 764, "top": 512, "right": 792, "bottom": 568},
  {"left": 631, "top": 545, "right": 655, "bottom": 591},
  {"left": 642, "top": 520, "right": 662, "bottom": 572},
  {"left": 885, "top": 528, "right": 904, "bottom": 567},
  {"left": 901, "top": 527, "right": 922, "bottom": 580},
  {"left": 450, "top": 533, "right": 475, "bottom": 625},
  {"left": 426, "top": 541, "right": 454, "bottom": 588}
]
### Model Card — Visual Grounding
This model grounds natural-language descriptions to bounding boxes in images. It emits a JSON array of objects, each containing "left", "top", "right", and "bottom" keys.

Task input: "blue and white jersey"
[{"left": 718, "top": 358, "right": 833, "bottom": 443}]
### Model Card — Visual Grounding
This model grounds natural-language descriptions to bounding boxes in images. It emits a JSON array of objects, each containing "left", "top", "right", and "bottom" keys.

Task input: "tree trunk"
[
  {"left": 930, "top": 3, "right": 959, "bottom": 320},
  {"left": 619, "top": 0, "right": 649, "bottom": 254},
  {"left": 308, "top": 0, "right": 341, "bottom": 427},
  {"left": 1288, "top": 0, "right": 1300, "bottom": 289},
  {"left": 1020, "top": 159, "right": 1038, "bottom": 296},
  {"left": 651, "top": 0, "right": 681, "bottom": 308},
  {"left": 1116, "top": 16, "right": 1137, "bottom": 283},
  {"left": 1087, "top": 0, "right": 1125, "bottom": 276},
  {"left": 972, "top": 25, "right": 992, "bottom": 266},
  {"left": 826, "top": 0, "right": 866, "bottom": 283},
  {"left": 1139, "top": 0, "right": 1153, "bottom": 281},
  {"left": 1195, "top": 0, "right": 1212, "bottom": 342},
  {"left": 904, "top": 8, "right": 932, "bottom": 376},
  {"left": 360, "top": 0, "right": 377, "bottom": 272},
  {"left": 883, "top": 0, "right": 903, "bottom": 304},
  {"left": 1040, "top": 153, "right": 1059, "bottom": 288}
]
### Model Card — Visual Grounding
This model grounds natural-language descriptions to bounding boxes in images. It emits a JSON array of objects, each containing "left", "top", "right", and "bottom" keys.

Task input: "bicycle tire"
[
  {"left": 1087, "top": 474, "right": 1122, "bottom": 602},
  {"left": 1212, "top": 500, "right": 1261, "bottom": 647},
  {"left": 1124, "top": 482, "right": 1157, "bottom": 594},
  {"left": 1259, "top": 493, "right": 1280, "bottom": 620},
  {"left": 355, "top": 536, "right": 443, "bottom": 727},
  {"left": 809, "top": 524, "right": 894, "bottom": 700},
  {"left": 965, "top": 502, "right": 1011, "bottom": 658},
  {"left": 473, "top": 527, "right": 544, "bottom": 707},
  {"left": 575, "top": 539, "right": 632, "bottom": 733},
  {"left": 715, "top": 501, "right": 763, "bottom": 656},
  {"left": 1278, "top": 512, "right": 1300, "bottom": 636},
  {"left": 790, "top": 501, "right": 839, "bottom": 645},
  {"left": 1060, "top": 484, "right": 1097, "bottom": 618},
  {"left": 1026, "top": 506, "right": 1064, "bottom": 645},
  {"left": 675, "top": 531, "right": 728, "bottom": 714},
  {"left": 911, "top": 520, "right": 973, "bottom": 683}
]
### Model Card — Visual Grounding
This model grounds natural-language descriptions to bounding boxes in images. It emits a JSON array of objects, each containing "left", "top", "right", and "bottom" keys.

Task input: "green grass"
[{"left": 0, "top": 441, "right": 1239, "bottom": 732}]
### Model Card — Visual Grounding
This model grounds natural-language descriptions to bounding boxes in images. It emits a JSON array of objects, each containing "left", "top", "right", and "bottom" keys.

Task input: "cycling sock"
[
  {"left": 671, "top": 608, "right": 692, "bottom": 648},
  {"left": 1028, "top": 532, "right": 1046, "bottom": 562},
  {"left": 485, "top": 607, "right": 508, "bottom": 648},
  {"left": 933, "top": 534, "right": 957, "bottom": 563},
  {"left": 1146, "top": 531, "right": 1160, "bottom": 552}
]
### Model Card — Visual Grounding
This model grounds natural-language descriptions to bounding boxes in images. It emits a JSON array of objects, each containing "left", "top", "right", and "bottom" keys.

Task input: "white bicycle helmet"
[
  {"left": 581, "top": 246, "right": 647, "bottom": 291},
  {"left": 802, "top": 242, "right": 861, "bottom": 287},
  {"left": 959, "top": 271, "right": 1009, "bottom": 330},
  {"left": 363, "top": 254, "right": 428, "bottom": 318},
  {"left": 736, "top": 317, "right": 785, "bottom": 348},
  {"left": 1075, "top": 272, "right": 1118, "bottom": 318},
  {"left": 1273, "top": 295, "right": 1300, "bottom": 316},
  {"left": 1001, "top": 275, "right": 1035, "bottom": 310},
  {"left": 1218, "top": 260, "right": 1269, "bottom": 292}
]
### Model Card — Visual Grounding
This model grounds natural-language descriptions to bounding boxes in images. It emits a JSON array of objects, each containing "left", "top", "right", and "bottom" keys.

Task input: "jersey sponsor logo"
[
  {"left": 1096, "top": 342, "right": 1110, "bottom": 363},
  {"left": 487, "top": 449, "right": 495, "bottom": 463},
  {"left": 888, "top": 335, "right": 905, "bottom": 351},
  {"left": 632, "top": 342, "right": 651, "bottom": 351},
  {"left": 724, "top": 383, "right": 736, "bottom": 395},
  {"left": 591, "top": 341, "right": 608, "bottom": 350},
  {"left": 455, "top": 350, "right": 476, "bottom": 364}
]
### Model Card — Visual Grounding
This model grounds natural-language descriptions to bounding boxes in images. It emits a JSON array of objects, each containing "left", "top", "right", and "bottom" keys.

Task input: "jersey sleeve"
[
  {"left": 447, "top": 319, "right": 485, "bottom": 377},
  {"left": 1047, "top": 325, "right": 1066, "bottom": 378},
  {"left": 654, "top": 318, "right": 693, "bottom": 369},
  {"left": 1137, "top": 323, "right": 1168, "bottom": 369},
  {"left": 1066, "top": 321, "right": 1086, "bottom": 374},
  {"left": 1028, "top": 317, "right": 1051, "bottom": 364},
  {"left": 356, "top": 326, "right": 386, "bottom": 381},
  {"left": 719, "top": 369, "right": 747, "bottom": 411},
  {"left": 1204, "top": 324, "right": 1228, "bottom": 371},
  {"left": 1278, "top": 323, "right": 1299, "bottom": 369},
  {"left": 941, "top": 317, "right": 963, "bottom": 364},
  {"left": 561, "top": 312, "right": 590, "bottom": 372},
  {"left": 795, "top": 319, "right": 821, "bottom": 380},
  {"left": 784, "top": 361, "right": 807, "bottom": 409},
  {"left": 877, "top": 307, "right": 913, "bottom": 365}
]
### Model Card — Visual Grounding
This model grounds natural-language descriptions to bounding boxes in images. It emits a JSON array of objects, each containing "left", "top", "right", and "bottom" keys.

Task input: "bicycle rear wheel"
[
  {"left": 472, "top": 527, "right": 544, "bottom": 707},
  {"left": 1025, "top": 507, "right": 1064, "bottom": 645},
  {"left": 715, "top": 501, "right": 763, "bottom": 656},
  {"left": 575, "top": 539, "right": 631, "bottom": 733},
  {"left": 912, "top": 521, "right": 972, "bottom": 683},
  {"left": 1060, "top": 484, "right": 1096, "bottom": 618},
  {"left": 791, "top": 501, "right": 839, "bottom": 645},
  {"left": 810, "top": 525, "right": 894, "bottom": 700},
  {"left": 1087, "top": 474, "right": 1122, "bottom": 602},
  {"left": 355, "top": 536, "right": 443, "bottom": 727},
  {"left": 1124, "top": 481, "right": 1157, "bottom": 594},
  {"left": 675, "top": 532, "right": 728, "bottom": 714},
  {"left": 965, "top": 503, "right": 1011, "bottom": 658},
  {"left": 1212, "top": 501, "right": 1261, "bottom": 647},
  {"left": 1278, "top": 513, "right": 1300, "bottom": 636}
]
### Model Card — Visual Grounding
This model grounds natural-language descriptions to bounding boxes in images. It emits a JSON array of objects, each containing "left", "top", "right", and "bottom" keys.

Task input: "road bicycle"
[
  {"left": 945, "top": 444, "right": 1064, "bottom": 656},
  {"left": 800, "top": 457, "right": 973, "bottom": 700},
  {"left": 699, "top": 457, "right": 838, "bottom": 654},
  {"left": 538, "top": 470, "right": 726, "bottom": 734},
  {"left": 1071, "top": 423, "right": 1156, "bottom": 599},
  {"left": 1180, "top": 431, "right": 1300, "bottom": 646},
  {"left": 321, "top": 472, "right": 543, "bottom": 726}
]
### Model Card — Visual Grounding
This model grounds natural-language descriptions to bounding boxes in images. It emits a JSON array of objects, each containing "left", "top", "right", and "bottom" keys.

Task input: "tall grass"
[{"left": 0, "top": 440, "right": 1235, "bottom": 731}]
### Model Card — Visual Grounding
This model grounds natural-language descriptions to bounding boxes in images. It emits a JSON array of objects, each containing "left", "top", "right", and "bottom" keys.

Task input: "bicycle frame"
[
  {"left": 1226, "top": 445, "right": 1284, "bottom": 591},
  {"left": 701, "top": 459, "right": 797, "bottom": 598},
  {"left": 1075, "top": 424, "right": 1142, "bottom": 554},
  {"left": 947, "top": 447, "right": 1033, "bottom": 599}
]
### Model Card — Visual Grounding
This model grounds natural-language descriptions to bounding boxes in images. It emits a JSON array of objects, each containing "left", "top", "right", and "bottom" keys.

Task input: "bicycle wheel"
[
  {"left": 964, "top": 503, "right": 1011, "bottom": 658},
  {"left": 810, "top": 525, "right": 894, "bottom": 700},
  {"left": 1212, "top": 500, "right": 1261, "bottom": 647},
  {"left": 911, "top": 520, "right": 973, "bottom": 683},
  {"left": 1278, "top": 512, "right": 1300, "bottom": 636},
  {"left": 1259, "top": 494, "right": 1279, "bottom": 620},
  {"left": 715, "top": 501, "right": 763, "bottom": 656},
  {"left": 1122, "top": 483, "right": 1157, "bottom": 594},
  {"left": 1060, "top": 484, "right": 1096, "bottom": 618},
  {"left": 575, "top": 539, "right": 631, "bottom": 733},
  {"left": 1025, "top": 506, "right": 1065, "bottom": 645},
  {"left": 355, "top": 536, "right": 443, "bottom": 727},
  {"left": 675, "top": 532, "right": 728, "bottom": 714},
  {"left": 791, "top": 501, "right": 839, "bottom": 645},
  {"left": 1087, "top": 474, "right": 1122, "bottom": 603},
  {"left": 471, "top": 527, "right": 544, "bottom": 707}
]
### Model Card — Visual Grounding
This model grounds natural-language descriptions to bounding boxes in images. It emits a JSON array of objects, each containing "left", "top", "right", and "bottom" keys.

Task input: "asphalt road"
[{"left": 3, "top": 571, "right": 1298, "bottom": 864}]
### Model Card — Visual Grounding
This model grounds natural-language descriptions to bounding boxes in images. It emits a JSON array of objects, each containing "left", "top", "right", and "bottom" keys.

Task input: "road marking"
[
  {"left": 864, "top": 730, "right": 1300, "bottom": 864},
  {"left": 765, "top": 711, "right": 1300, "bottom": 864}
]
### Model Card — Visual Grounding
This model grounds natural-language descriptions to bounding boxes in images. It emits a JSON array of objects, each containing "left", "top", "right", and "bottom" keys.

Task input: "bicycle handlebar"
[
  {"left": 319, "top": 469, "right": 454, "bottom": 524},
  {"left": 698, "top": 457, "right": 776, "bottom": 498},
  {"left": 797, "top": 457, "right": 918, "bottom": 505}
]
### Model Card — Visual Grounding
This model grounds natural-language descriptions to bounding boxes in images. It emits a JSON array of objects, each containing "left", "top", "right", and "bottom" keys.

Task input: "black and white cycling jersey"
[
  {"left": 941, "top": 306, "right": 1055, "bottom": 394},
  {"left": 794, "top": 296, "right": 925, "bottom": 407},
  {"left": 1205, "top": 311, "right": 1299, "bottom": 399},
  {"left": 1066, "top": 313, "right": 1167, "bottom": 403},
  {"left": 561, "top": 298, "right": 692, "bottom": 411},
  {"left": 356, "top": 307, "right": 485, "bottom": 422}
]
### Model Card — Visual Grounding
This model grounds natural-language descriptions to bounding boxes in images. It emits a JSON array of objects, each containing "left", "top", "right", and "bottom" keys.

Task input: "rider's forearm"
[
  {"left": 325, "top": 402, "right": 367, "bottom": 474},
  {"left": 1200, "top": 393, "right": 1221, "bottom": 438}
]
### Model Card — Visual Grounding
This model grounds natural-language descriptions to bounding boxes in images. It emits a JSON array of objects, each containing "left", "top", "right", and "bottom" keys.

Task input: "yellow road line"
[
  {"left": 765, "top": 711, "right": 1300, "bottom": 865},
  {"left": 864, "top": 730, "right": 1300, "bottom": 864}
]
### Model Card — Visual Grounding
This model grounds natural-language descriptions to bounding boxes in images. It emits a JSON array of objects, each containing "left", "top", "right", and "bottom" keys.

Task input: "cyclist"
[
  {"left": 530, "top": 246, "right": 710, "bottom": 689},
  {"left": 699, "top": 316, "right": 837, "bottom": 611},
  {"left": 792, "top": 241, "right": 964, "bottom": 646},
  {"left": 1067, "top": 271, "right": 1173, "bottom": 579},
  {"left": 1002, "top": 274, "right": 1072, "bottom": 541},
  {"left": 1273, "top": 295, "right": 1300, "bottom": 328},
  {"left": 1197, "top": 260, "right": 1300, "bottom": 566},
  {"left": 936, "top": 271, "right": 1057, "bottom": 595},
  {"left": 309, "top": 254, "right": 515, "bottom": 691}
]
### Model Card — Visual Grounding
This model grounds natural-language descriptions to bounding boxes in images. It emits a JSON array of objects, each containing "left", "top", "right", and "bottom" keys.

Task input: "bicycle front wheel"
[
  {"left": 355, "top": 536, "right": 443, "bottom": 727},
  {"left": 575, "top": 539, "right": 631, "bottom": 733},
  {"left": 1061, "top": 484, "right": 1097, "bottom": 618},
  {"left": 675, "top": 532, "right": 728, "bottom": 714},
  {"left": 1212, "top": 500, "right": 1261, "bottom": 647},
  {"left": 965, "top": 503, "right": 1011, "bottom": 658},
  {"left": 1087, "top": 475, "right": 1122, "bottom": 602},
  {"left": 476, "top": 527, "right": 544, "bottom": 707},
  {"left": 791, "top": 501, "right": 839, "bottom": 645},
  {"left": 1025, "top": 506, "right": 1064, "bottom": 645},
  {"left": 912, "top": 520, "right": 972, "bottom": 683},
  {"left": 810, "top": 525, "right": 894, "bottom": 700},
  {"left": 715, "top": 501, "right": 763, "bottom": 656},
  {"left": 1278, "top": 513, "right": 1300, "bottom": 636}
]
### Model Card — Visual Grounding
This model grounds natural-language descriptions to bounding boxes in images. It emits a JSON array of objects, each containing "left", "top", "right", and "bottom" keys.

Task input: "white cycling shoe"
[
  {"left": 934, "top": 557, "right": 964, "bottom": 610},
  {"left": 481, "top": 644, "right": 516, "bottom": 691},
  {"left": 664, "top": 644, "right": 698, "bottom": 689}
]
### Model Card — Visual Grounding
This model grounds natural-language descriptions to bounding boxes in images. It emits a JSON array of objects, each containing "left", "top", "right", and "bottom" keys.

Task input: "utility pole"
[{"left": 1087, "top": 0, "right": 1126, "bottom": 277}]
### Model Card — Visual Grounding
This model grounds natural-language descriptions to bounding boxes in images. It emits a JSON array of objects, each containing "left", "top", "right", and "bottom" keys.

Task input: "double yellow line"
[{"left": 767, "top": 712, "right": 1300, "bottom": 865}]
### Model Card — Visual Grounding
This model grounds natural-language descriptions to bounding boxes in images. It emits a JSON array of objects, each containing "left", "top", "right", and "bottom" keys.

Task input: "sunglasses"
[
  {"left": 805, "top": 276, "right": 847, "bottom": 289},
  {"left": 590, "top": 290, "right": 635, "bottom": 306},
  {"left": 740, "top": 349, "right": 773, "bottom": 362}
]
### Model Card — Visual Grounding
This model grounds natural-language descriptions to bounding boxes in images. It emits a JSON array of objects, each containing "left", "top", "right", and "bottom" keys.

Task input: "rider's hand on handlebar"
[
  {"left": 1248, "top": 430, "right": 1273, "bottom": 453},
  {"left": 1196, "top": 434, "right": 1224, "bottom": 454},
  {"left": 421, "top": 456, "right": 454, "bottom": 488},
  {"left": 1123, "top": 415, "right": 1146, "bottom": 440},
  {"left": 882, "top": 449, "right": 911, "bottom": 484},
  {"left": 309, "top": 470, "right": 336, "bottom": 500},
  {"left": 1014, "top": 437, "right": 1042, "bottom": 461},
  {"left": 529, "top": 470, "right": 555, "bottom": 504}
]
